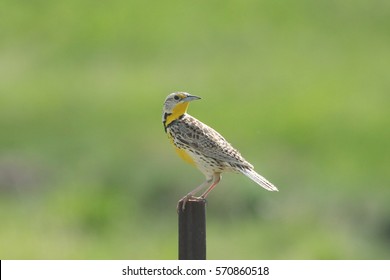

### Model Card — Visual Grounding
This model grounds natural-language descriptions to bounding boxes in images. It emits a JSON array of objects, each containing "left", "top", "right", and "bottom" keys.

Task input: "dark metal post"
[{"left": 178, "top": 199, "right": 206, "bottom": 260}]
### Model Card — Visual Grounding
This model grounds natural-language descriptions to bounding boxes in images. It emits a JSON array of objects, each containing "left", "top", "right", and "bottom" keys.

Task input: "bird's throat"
[{"left": 164, "top": 102, "right": 189, "bottom": 127}]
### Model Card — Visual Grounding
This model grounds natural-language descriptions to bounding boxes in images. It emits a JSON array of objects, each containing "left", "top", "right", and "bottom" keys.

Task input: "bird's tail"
[{"left": 239, "top": 168, "right": 278, "bottom": 192}]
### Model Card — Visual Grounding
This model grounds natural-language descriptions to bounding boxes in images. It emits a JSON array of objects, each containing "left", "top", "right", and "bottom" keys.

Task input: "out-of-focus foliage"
[{"left": 1, "top": 0, "right": 389, "bottom": 259}]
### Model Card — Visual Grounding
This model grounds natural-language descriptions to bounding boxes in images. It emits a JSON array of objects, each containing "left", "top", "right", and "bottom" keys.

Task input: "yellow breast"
[
  {"left": 167, "top": 134, "right": 196, "bottom": 166},
  {"left": 174, "top": 146, "right": 196, "bottom": 166}
]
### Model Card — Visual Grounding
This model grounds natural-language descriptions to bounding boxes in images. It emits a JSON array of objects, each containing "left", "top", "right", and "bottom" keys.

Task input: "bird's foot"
[{"left": 177, "top": 195, "right": 205, "bottom": 213}]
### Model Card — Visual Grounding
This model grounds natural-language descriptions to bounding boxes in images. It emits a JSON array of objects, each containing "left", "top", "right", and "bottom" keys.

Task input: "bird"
[{"left": 162, "top": 92, "right": 278, "bottom": 210}]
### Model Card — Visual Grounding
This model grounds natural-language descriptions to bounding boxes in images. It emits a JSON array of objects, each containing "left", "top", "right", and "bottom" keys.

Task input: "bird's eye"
[{"left": 174, "top": 95, "right": 180, "bottom": 100}]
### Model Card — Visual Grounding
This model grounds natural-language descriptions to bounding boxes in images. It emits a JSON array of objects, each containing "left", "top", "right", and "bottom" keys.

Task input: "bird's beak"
[{"left": 181, "top": 95, "right": 201, "bottom": 103}]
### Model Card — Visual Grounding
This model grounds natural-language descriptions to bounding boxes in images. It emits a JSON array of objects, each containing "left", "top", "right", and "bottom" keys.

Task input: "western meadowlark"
[{"left": 162, "top": 92, "right": 278, "bottom": 210}]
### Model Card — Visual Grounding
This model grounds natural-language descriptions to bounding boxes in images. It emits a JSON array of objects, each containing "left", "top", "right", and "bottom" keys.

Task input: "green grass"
[{"left": 0, "top": 0, "right": 389, "bottom": 259}]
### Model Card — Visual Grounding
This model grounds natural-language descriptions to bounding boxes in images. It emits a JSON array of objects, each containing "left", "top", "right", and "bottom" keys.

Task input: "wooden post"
[{"left": 178, "top": 199, "right": 206, "bottom": 260}]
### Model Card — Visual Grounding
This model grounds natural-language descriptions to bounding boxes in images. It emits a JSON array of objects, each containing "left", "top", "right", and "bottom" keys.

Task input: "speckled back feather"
[{"left": 166, "top": 114, "right": 253, "bottom": 170}]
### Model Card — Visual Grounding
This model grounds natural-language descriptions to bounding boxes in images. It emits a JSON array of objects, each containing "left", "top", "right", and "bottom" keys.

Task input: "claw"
[
  {"left": 177, "top": 195, "right": 205, "bottom": 213},
  {"left": 177, "top": 195, "right": 192, "bottom": 212}
]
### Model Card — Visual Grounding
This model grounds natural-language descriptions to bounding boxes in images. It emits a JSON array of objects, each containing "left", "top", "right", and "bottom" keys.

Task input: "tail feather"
[{"left": 239, "top": 168, "right": 278, "bottom": 192}]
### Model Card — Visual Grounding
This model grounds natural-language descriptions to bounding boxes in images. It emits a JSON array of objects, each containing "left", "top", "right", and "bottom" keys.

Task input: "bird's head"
[
  {"left": 163, "top": 92, "right": 201, "bottom": 114},
  {"left": 162, "top": 92, "right": 201, "bottom": 126}
]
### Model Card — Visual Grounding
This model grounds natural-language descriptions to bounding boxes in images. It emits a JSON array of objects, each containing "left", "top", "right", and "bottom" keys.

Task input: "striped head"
[{"left": 162, "top": 92, "right": 201, "bottom": 128}]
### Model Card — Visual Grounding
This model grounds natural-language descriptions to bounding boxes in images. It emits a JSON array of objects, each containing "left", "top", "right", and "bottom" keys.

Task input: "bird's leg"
[
  {"left": 200, "top": 173, "right": 221, "bottom": 199},
  {"left": 177, "top": 177, "right": 212, "bottom": 212}
]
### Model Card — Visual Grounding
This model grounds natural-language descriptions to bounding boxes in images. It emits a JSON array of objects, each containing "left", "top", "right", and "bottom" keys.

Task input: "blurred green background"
[{"left": 1, "top": 0, "right": 389, "bottom": 259}]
